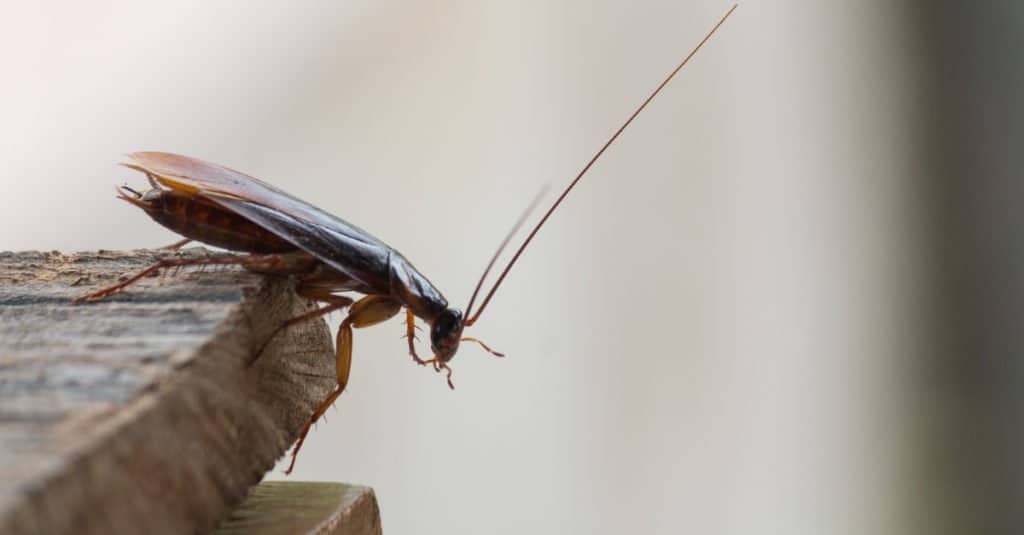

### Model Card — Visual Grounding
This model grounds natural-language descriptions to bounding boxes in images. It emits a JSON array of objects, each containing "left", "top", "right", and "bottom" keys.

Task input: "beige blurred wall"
[{"left": 0, "top": 2, "right": 938, "bottom": 534}]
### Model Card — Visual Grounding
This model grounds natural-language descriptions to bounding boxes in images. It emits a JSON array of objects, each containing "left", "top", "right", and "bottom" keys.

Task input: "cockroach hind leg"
[
  {"left": 286, "top": 384, "right": 346, "bottom": 475},
  {"left": 160, "top": 238, "right": 192, "bottom": 250},
  {"left": 248, "top": 296, "right": 352, "bottom": 367},
  {"left": 288, "top": 298, "right": 395, "bottom": 473},
  {"left": 72, "top": 254, "right": 282, "bottom": 304}
]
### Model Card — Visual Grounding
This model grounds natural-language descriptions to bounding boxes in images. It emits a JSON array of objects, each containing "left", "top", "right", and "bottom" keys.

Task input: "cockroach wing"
[
  {"left": 126, "top": 152, "right": 396, "bottom": 290},
  {"left": 126, "top": 152, "right": 389, "bottom": 249},
  {"left": 205, "top": 194, "right": 393, "bottom": 292}
]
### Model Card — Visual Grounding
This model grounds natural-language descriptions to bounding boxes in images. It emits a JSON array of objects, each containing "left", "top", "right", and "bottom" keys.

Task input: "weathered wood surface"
[
  {"left": 0, "top": 249, "right": 340, "bottom": 534},
  {"left": 214, "top": 482, "right": 381, "bottom": 535}
]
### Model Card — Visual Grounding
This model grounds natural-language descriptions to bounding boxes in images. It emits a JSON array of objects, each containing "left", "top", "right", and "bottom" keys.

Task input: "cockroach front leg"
[
  {"left": 286, "top": 294, "right": 402, "bottom": 474},
  {"left": 405, "top": 309, "right": 427, "bottom": 365},
  {"left": 73, "top": 254, "right": 284, "bottom": 303},
  {"left": 419, "top": 358, "right": 456, "bottom": 390},
  {"left": 460, "top": 337, "right": 505, "bottom": 358}
]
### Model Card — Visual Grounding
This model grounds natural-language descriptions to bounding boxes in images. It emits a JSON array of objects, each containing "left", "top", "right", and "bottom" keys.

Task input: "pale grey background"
[{"left": 0, "top": 1, "right": 975, "bottom": 534}]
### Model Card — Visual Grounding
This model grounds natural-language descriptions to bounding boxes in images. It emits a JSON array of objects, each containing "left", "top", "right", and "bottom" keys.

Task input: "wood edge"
[
  {"left": 313, "top": 484, "right": 382, "bottom": 535},
  {"left": 213, "top": 481, "right": 382, "bottom": 535},
  {"left": 0, "top": 272, "right": 336, "bottom": 534}
]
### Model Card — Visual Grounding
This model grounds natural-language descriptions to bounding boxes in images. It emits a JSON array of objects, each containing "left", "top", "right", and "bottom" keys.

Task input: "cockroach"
[{"left": 75, "top": 5, "right": 736, "bottom": 473}]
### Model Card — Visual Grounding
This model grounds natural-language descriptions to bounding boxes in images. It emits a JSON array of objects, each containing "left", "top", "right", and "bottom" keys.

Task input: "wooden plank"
[
  {"left": 0, "top": 249, "right": 342, "bottom": 534},
  {"left": 214, "top": 482, "right": 381, "bottom": 535}
]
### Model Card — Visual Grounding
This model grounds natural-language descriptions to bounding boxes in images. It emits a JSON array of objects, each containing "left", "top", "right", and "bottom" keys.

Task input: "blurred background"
[{"left": 1, "top": 1, "right": 1018, "bottom": 533}]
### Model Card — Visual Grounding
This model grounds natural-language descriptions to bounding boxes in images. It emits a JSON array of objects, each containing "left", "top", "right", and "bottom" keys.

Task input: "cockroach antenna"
[{"left": 463, "top": 4, "right": 738, "bottom": 326}]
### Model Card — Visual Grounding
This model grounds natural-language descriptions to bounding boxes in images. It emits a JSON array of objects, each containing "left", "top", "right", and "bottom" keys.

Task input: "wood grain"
[
  {"left": 214, "top": 482, "right": 381, "bottom": 535},
  {"left": 0, "top": 248, "right": 340, "bottom": 534}
]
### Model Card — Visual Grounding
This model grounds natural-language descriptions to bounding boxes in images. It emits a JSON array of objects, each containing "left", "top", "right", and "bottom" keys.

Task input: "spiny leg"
[
  {"left": 73, "top": 254, "right": 283, "bottom": 303},
  {"left": 405, "top": 309, "right": 427, "bottom": 365},
  {"left": 250, "top": 289, "right": 354, "bottom": 365},
  {"left": 285, "top": 294, "right": 402, "bottom": 474},
  {"left": 161, "top": 238, "right": 193, "bottom": 250},
  {"left": 285, "top": 385, "right": 344, "bottom": 475}
]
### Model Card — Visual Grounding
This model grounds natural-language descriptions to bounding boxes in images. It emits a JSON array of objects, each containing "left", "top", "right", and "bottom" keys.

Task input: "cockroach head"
[{"left": 430, "top": 307, "right": 464, "bottom": 362}]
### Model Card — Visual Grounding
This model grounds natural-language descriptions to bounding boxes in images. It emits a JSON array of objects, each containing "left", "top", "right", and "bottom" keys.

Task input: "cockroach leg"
[
  {"left": 160, "top": 238, "right": 193, "bottom": 250},
  {"left": 460, "top": 337, "right": 505, "bottom": 358},
  {"left": 405, "top": 309, "right": 427, "bottom": 365},
  {"left": 420, "top": 357, "right": 456, "bottom": 390},
  {"left": 285, "top": 384, "right": 344, "bottom": 474},
  {"left": 250, "top": 292, "right": 354, "bottom": 365},
  {"left": 286, "top": 295, "right": 402, "bottom": 474},
  {"left": 73, "top": 254, "right": 283, "bottom": 303},
  {"left": 436, "top": 361, "right": 455, "bottom": 390}
]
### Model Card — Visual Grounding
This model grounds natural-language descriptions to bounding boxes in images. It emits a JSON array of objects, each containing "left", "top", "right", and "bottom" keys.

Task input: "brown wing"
[
  {"left": 125, "top": 152, "right": 388, "bottom": 249},
  {"left": 127, "top": 151, "right": 306, "bottom": 208},
  {"left": 124, "top": 152, "right": 400, "bottom": 291}
]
